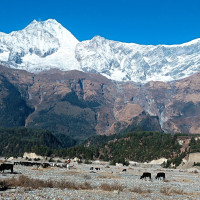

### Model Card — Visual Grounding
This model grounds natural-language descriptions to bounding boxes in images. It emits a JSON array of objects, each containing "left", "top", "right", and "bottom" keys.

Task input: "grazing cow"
[
  {"left": 42, "top": 163, "right": 50, "bottom": 168},
  {"left": 0, "top": 164, "right": 13, "bottom": 173},
  {"left": 140, "top": 172, "right": 151, "bottom": 180},
  {"left": 90, "top": 167, "right": 94, "bottom": 170},
  {"left": 155, "top": 172, "right": 165, "bottom": 180},
  {"left": 122, "top": 169, "right": 127, "bottom": 172},
  {"left": 95, "top": 167, "right": 100, "bottom": 171}
]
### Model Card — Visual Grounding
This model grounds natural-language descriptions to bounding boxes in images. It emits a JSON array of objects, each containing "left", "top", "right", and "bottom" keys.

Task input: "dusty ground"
[{"left": 0, "top": 161, "right": 200, "bottom": 200}]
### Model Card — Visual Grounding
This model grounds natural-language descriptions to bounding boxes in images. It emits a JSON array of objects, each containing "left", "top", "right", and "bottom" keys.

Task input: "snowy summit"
[
  {"left": 1, "top": 19, "right": 200, "bottom": 83},
  {"left": 0, "top": 19, "right": 80, "bottom": 72}
]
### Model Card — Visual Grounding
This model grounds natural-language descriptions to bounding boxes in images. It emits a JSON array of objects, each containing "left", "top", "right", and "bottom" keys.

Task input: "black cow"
[
  {"left": 90, "top": 167, "right": 94, "bottom": 170},
  {"left": 0, "top": 164, "right": 13, "bottom": 173},
  {"left": 155, "top": 172, "right": 165, "bottom": 180},
  {"left": 95, "top": 167, "right": 100, "bottom": 171},
  {"left": 42, "top": 163, "right": 50, "bottom": 168},
  {"left": 122, "top": 169, "right": 127, "bottom": 172},
  {"left": 140, "top": 172, "right": 151, "bottom": 180}
]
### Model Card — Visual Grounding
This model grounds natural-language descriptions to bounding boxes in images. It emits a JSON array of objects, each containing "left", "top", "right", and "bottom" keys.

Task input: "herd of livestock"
[
  {"left": 0, "top": 161, "right": 66, "bottom": 173},
  {"left": 0, "top": 162, "right": 166, "bottom": 180}
]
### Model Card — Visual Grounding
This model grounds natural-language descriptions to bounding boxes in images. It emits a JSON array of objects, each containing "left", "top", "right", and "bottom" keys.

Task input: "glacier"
[{"left": 1, "top": 19, "right": 200, "bottom": 83}]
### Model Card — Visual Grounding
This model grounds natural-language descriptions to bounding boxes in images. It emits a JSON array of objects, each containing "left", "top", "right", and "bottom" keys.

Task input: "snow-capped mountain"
[
  {"left": 0, "top": 19, "right": 80, "bottom": 72},
  {"left": 1, "top": 19, "right": 200, "bottom": 83},
  {"left": 76, "top": 36, "right": 200, "bottom": 82}
]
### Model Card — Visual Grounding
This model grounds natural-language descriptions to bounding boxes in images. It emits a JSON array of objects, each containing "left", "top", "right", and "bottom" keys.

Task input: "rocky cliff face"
[
  {"left": 121, "top": 75, "right": 200, "bottom": 134},
  {"left": 0, "top": 65, "right": 200, "bottom": 141}
]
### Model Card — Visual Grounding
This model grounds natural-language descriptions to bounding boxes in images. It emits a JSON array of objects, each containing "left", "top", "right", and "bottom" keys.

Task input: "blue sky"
[{"left": 0, "top": 0, "right": 200, "bottom": 45}]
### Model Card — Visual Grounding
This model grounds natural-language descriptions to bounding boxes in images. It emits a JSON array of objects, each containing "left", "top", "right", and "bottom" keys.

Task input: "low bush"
[
  {"left": 1, "top": 175, "right": 93, "bottom": 190},
  {"left": 130, "top": 186, "right": 152, "bottom": 194},
  {"left": 160, "top": 187, "right": 171, "bottom": 195},
  {"left": 99, "top": 182, "right": 124, "bottom": 191},
  {"left": 160, "top": 187, "right": 186, "bottom": 195}
]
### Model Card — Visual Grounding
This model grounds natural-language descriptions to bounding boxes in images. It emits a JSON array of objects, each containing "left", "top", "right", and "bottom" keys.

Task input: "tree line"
[{"left": 1, "top": 127, "right": 200, "bottom": 168}]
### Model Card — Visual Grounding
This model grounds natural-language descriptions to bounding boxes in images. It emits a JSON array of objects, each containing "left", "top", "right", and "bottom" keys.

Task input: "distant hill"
[
  {"left": 1, "top": 126, "right": 200, "bottom": 168},
  {"left": 59, "top": 131, "right": 200, "bottom": 167},
  {"left": 0, "top": 127, "right": 76, "bottom": 157},
  {"left": 83, "top": 131, "right": 182, "bottom": 163}
]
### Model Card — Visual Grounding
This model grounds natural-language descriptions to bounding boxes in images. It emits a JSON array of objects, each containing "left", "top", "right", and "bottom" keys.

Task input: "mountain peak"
[
  {"left": 30, "top": 19, "right": 38, "bottom": 24},
  {"left": 44, "top": 19, "right": 59, "bottom": 24},
  {"left": 1, "top": 19, "right": 200, "bottom": 83},
  {"left": 29, "top": 19, "right": 58, "bottom": 24},
  {"left": 92, "top": 35, "right": 105, "bottom": 40},
  {"left": 25, "top": 19, "right": 62, "bottom": 31},
  {"left": 15, "top": 18, "right": 79, "bottom": 46},
  {"left": 0, "top": 18, "right": 80, "bottom": 73}
]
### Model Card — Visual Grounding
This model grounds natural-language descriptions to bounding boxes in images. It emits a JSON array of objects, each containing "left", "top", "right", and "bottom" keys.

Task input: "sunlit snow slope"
[
  {"left": 76, "top": 36, "right": 200, "bottom": 82},
  {"left": 1, "top": 19, "right": 200, "bottom": 83},
  {"left": 0, "top": 19, "right": 80, "bottom": 72}
]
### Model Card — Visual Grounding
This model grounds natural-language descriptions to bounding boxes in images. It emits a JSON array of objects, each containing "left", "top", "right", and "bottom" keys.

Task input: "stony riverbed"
[{"left": 0, "top": 161, "right": 200, "bottom": 200}]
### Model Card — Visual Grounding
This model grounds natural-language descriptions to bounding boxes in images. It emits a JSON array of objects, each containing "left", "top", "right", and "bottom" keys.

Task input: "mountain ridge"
[
  {"left": 0, "top": 64, "right": 200, "bottom": 140},
  {"left": 1, "top": 19, "right": 200, "bottom": 83}
]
